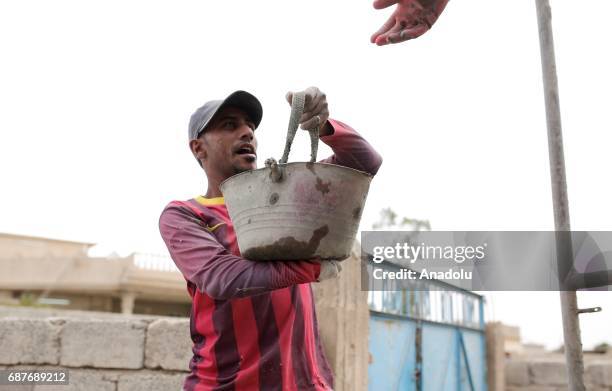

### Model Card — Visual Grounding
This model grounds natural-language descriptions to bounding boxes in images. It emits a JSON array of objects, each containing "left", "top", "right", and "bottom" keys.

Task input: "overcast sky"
[{"left": 1, "top": 0, "right": 610, "bottom": 350}]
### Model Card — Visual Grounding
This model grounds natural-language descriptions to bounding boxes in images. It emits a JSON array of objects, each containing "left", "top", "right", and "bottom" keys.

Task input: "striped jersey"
[{"left": 159, "top": 119, "right": 382, "bottom": 390}]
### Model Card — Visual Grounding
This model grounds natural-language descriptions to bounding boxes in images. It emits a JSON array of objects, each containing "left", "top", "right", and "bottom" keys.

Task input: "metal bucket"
[{"left": 219, "top": 91, "right": 372, "bottom": 261}]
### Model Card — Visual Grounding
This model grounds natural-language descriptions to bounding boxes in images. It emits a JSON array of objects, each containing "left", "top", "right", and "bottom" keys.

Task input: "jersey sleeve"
[
  {"left": 159, "top": 204, "right": 321, "bottom": 300},
  {"left": 318, "top": 119, "right": 383, "bottom": 175}
]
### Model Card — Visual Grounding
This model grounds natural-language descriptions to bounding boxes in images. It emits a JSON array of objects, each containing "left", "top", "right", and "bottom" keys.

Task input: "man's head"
[{"left": 188, "top": 91, "right": 263, "bottom": 181}]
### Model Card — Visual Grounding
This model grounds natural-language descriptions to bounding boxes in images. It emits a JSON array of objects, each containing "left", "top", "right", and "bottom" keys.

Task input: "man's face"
[{"left": 194, "top": 106, "right": 258, "bottom": 180}]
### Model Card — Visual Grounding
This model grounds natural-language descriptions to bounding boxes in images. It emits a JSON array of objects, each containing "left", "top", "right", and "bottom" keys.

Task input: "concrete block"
[
  {"left": 144, "top": 319, "right": 191, "bottom": 371},
  {"left": 117, "top": 371, "right": 184, "bottom": 391},
  {"left": 0, "top": 384, "right": 35, "bottom": 391},
  {"left": 60, "top": 319, "right": 146, "bottom": 369},
  {"left": 0, "top": 318, "right": 60, "bottom": 365},
  {"left": 530, "top": 361, "right": 568, "bottom": 386},
  {"left": 506, "top": 361, "right": 530, "bottom": 386},
  {"left": 32, "top": 368, "right": 117, "bottom": 391},
  {"left": 586, "top": 364, "right": 612, "bottom": 386}
]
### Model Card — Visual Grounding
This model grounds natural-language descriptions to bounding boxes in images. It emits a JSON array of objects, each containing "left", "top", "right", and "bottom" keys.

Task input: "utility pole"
[{"left": 534, "top": 1, "right": 585, "bottom": 390}]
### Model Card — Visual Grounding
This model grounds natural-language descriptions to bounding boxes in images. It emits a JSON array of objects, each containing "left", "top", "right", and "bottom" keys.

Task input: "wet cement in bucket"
[{"left": 242, "top": 224, "right": 332, "bottom": 261}]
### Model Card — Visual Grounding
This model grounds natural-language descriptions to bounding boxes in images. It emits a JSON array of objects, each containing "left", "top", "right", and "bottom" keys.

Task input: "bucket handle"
[
  {"left": 265, "top": 91, "right": 319, "bottom": 182},
  {"left": 279, "top": 91, "right": 319, "bottom": 164}
]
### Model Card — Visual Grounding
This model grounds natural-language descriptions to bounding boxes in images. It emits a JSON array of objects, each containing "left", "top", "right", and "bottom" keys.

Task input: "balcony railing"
[{"left": 131, "top": 253, "right": 178, "bottom": 272}]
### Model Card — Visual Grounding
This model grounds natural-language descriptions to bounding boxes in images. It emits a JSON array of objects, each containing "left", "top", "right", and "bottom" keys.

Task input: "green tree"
[{"left": 372, "top": 207, "right": 431, "bottom": 231}]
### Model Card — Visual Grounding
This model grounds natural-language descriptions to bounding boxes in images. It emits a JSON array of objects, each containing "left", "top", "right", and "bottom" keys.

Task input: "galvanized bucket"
[{"left": 220, "top": 92, "right": 372, "bottom": 261}]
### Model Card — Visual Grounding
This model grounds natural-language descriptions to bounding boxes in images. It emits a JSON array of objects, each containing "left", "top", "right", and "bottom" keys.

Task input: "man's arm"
[
  {"left": 159, "top": 204, "right": 323, "bottom": 300},
  {"left": 319, "top": 118, "right": 383, "bottom": 176}
]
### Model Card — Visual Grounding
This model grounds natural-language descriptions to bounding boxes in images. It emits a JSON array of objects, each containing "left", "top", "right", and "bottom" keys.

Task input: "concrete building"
[{"left": 0, "top": 232, "right": 191, "bottom": 316}]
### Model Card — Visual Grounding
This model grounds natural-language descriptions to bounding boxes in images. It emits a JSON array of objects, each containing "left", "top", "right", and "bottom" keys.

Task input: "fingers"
[
  {"left": 301, "top": 111, "right": 327, "bottom": 130},
  {"left": 374, "top": 18, "right": 403, "bottom": 46},
  {"left": 285, "top": 86, "right": 317, "bottom": 106},
  {"left": 300, "top": 97, "right": 328, "bottom": 130},
  {"left": 372, "top": 0, "right": 446, "bottom": 45},
  {"left": 303, "top": 86, "right": 319, "bottom": 109},
  {"left": 382, "top": 23, "right": 430, "bottom": 45},
  {"left": 372, "top": 0, "right": 399, "bottom": 10},
  {"left": 374, "top": 15, "right": 430, "bottom": 46},
  {"left": 302, "top": 97, "right": 326, "bottom": 122},
  {"left": 286, "top": 87, "right": 329, "bottom": 130},
  {"left": 316, "top": 260, "right": 341, "bottom": 282},
  {"left": 370, "top": 14, "right": 395, "bottom": 43}
]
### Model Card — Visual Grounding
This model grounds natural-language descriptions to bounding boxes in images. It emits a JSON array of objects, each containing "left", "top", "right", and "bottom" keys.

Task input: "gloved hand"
[
  {"left": 285, "top": 87, "right": 332, "bottom": 136},
  {"left": 316, "top": 260, "right": 343, "bottom": 282},
  {"left": 370, "top": 0, "right": 450, "bottom": 46}
]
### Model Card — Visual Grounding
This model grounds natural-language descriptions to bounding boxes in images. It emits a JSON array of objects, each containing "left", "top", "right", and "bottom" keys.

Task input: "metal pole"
[{"left": 534, "top": 1, "right": 585, "bottom": 390}]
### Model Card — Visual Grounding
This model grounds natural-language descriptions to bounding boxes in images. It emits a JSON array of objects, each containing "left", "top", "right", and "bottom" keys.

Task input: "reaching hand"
[{"left": 370, "top": 0, "right": 449, "bottom": 46}]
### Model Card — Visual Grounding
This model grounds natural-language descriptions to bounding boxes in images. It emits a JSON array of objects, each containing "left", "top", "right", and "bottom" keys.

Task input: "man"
[
  {"left": 159, "top": 87, "right": 382, "bottom": 390},
  {"left": 371, "top": 0, "right": 450, "bottom": 45}
]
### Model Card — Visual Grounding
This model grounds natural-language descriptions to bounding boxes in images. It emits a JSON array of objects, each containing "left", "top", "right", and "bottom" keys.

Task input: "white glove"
[{"left": 316, "top": 260, "right": 342, "bottom": 282}]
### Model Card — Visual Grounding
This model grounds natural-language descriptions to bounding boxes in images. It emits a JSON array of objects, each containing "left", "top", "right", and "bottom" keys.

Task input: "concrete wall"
[
  {"left": 486, "top": 322, "right": 505, "bottom": 391},
  {"left": 484, "top": 317, "right": 612, "bottom": 390},
  {"left": 312, "top": 241, "right": 369, "bottom": 391},
  {"left": 0, "top": 296, "right": 367, "bottom": 391},
  {"left": 485, "top": 320, "right": 612, "bottom": 391},
  {"left": 0, "top": 316, "right": 190, "bottom": 391},
  {"left": 505, "top": 359, "right": 612, "bottom": 390}
]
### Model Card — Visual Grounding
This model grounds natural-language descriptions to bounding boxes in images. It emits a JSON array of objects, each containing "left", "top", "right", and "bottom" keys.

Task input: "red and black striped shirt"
[{"left": 159, "top": 119, "right": 382, "bottom": 390}]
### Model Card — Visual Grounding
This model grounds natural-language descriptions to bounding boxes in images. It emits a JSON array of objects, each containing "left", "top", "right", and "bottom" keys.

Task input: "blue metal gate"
[{"left": 367, "top": 263, "right": 487, "bottom": 391}]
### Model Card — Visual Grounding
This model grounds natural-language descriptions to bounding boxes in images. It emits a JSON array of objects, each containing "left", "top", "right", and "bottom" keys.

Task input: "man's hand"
[
  {"left": 286, "top": 87, "right": 332, "bottom": 136},
  {"left": 316, "top": 260, "right": 342, "bottom": 282},
  {"left": 370, "top": 0, "right": 449, "bottom": 46}
]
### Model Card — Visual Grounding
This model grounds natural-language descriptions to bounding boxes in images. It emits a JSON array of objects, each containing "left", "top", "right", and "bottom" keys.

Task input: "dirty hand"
[
  {"left": 370, "top": 0, "right": 449, "bottom": 46},
  {"left": 285, "top": 87, "right": 331, "bottom": 135},
  {"left": 316, "top": 260, "right": 342, "bottom": 282}
]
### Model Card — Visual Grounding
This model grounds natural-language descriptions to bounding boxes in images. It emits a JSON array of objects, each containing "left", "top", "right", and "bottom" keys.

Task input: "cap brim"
[{"left": 218, "top": 90, "right": 263, "bottom": 129}]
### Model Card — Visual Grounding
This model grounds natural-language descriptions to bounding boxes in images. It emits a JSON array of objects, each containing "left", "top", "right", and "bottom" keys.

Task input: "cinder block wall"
[
  {"left": 505, "top": 360, "right": 612, "bottom": 390},
  {"left": 486, "top": 320, "right": 612, "bottom": 391},
  {"left": 0, "top": 317, "right": 190, "bottom": 391}
]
